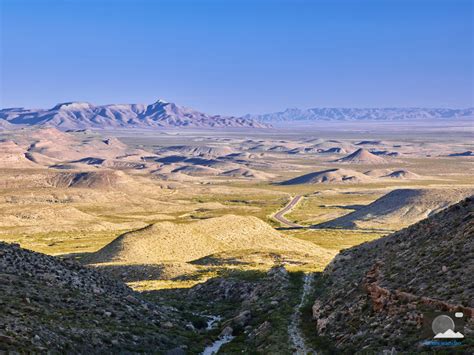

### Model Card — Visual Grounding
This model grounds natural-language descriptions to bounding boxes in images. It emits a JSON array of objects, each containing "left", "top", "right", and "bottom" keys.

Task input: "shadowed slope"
[
  {"left": 317, "top": 188, "right": 474, "bottom": 230},
  {"left": 279, "top": 168, "right": 371, "bottom": 185},
  {"left": 383, "top": 169, "right": 419, "bottom": 179},
  {"left": 0, "top": 140, "right": 36, "bottom": 168},
  {"left": 47, "top": 170, "right": 126, "bottom": 189}
]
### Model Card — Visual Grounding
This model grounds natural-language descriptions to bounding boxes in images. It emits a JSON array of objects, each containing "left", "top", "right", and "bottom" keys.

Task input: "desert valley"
[
  {"left": 0, "top": 100, "right": 473, "bottom": 353},
  {"left": 2, "top": 0, "right": 473, "bottom": 352}
]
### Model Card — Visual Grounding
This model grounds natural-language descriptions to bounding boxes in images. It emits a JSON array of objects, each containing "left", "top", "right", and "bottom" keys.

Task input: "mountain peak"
[
  {"left": 52, "top": 102, "right": 94, "bottom": 111},
  {"left": 153, "top": 98, "right": 169, "bottom": 105}
]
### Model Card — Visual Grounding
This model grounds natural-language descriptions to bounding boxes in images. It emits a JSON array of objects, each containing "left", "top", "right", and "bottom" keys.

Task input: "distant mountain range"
[
  {"left": 0, "top": 100, "right": 268, "bottom": 129},
  {"left": 244, "top": 107, "right": 474, "bottom": 122},
  {"left": 2, "top": 102, "right": 473, "bottom": 130}
]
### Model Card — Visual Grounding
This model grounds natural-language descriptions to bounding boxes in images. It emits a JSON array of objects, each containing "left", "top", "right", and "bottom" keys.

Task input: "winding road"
[{"left": 273, "top": 195, "right": 304, "bottom": 228}]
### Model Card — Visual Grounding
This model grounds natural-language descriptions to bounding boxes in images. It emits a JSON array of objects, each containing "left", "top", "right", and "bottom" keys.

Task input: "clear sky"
[{"left": 1, "top": 0, "right": 472, "bottom": 115}]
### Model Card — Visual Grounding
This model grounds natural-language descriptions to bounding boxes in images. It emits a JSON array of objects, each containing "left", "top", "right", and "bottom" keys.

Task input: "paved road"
[{"left": 273, "top": 195, "right": 303, "bottom": 228}]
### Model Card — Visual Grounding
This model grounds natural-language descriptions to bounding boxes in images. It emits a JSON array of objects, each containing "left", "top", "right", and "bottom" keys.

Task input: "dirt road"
[
  {"left": 288, "top": 273, "right": 317, "bottom": 354},
  {"left": 274, "top": 196, "right": 316, "bottom": 353},
  {"left": 273, "top": 195, "right": 303, "bottom": 228}
]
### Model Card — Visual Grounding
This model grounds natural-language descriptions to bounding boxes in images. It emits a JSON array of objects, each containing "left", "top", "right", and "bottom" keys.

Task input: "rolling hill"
[
  {"left": 279, "top": 168, "right": 371, "bottom": 185},
  {"left": 86, "top": 215, "right": 333, "bottom": 264},
  {"left": 334, "top": 148, "right": 388, "bottom": 164}
]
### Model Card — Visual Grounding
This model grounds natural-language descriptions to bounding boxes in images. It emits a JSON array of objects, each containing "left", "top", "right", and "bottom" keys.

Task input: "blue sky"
[{"left": 1, "top": 0, "right": 472, "bottom": 115}]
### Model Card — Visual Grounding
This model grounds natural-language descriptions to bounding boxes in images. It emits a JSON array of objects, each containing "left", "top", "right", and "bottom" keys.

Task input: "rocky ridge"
[{"left": 312, "top": 196, "right": 474, "bottom": 352}]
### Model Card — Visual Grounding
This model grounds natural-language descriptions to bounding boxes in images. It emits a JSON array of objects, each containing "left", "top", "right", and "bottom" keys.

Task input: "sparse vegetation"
[{"left": 0, "top": 126, "right": 472, "bottom": 352}]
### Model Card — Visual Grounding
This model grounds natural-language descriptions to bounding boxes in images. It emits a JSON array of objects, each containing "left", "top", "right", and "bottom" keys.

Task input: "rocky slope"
[
  {"left": 245, "top": 107, "right": 474, "bottom": 122},
  {"left": 0, "top": 242, "right": 192, "bottom": 352},
  {"left": 311, "top": 196, "right": 474, "bottom": 352},
  {"left": 0, "top": 100, "right": 268, "bottom": 129}
]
